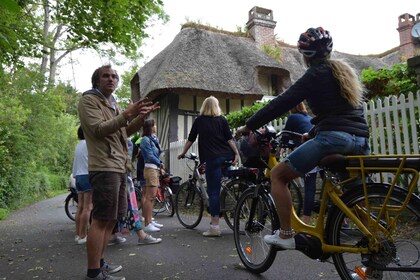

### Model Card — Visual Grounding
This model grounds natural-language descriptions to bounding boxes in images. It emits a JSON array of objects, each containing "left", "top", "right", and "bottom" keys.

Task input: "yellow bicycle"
[{"left": 233, "top": 128, "right": 420, "bottom": 279}]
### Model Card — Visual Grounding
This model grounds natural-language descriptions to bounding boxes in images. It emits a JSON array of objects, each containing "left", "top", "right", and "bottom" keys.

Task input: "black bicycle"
[
  {"left": 175, "top": 153, "right": 252, "bottom": 230},
  {"left": 64, "top": 179, "right": 78, "bottom": 221}
]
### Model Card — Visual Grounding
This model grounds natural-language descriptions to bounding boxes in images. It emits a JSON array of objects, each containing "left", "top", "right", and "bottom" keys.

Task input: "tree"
[
  {"left": 0, "top": 0, "right": 42, "bottom": 72},
  {"left": 361, "top": 63, "right": 418, "bottom": 99},
  {"left": 0, "top": 0, "right": 168, "bottom": 85}
]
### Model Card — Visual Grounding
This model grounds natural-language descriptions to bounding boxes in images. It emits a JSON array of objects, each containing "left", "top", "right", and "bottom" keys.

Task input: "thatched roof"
[
  {"left": 274, "top": 46, "right": 401, "bottom": 82},
  {"left": 131, "top": 27, "right": 290, "bottom": 101},
  {"left": 132, "top": 26, "right": 401, "bottom": 102}
]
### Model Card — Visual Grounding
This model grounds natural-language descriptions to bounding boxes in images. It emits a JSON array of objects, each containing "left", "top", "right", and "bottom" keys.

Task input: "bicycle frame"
[
  {"left": 235, "top": 128, "right": 420, "bottom": 276},
  {"left": 186, "top": 154, "right": 209, "bottom": 205},
  {"left": 289, "top": 154, "right": 420, "bottom": 255},
  {"left": 250, "top": 129, "right": 420, "bottom": 255}
]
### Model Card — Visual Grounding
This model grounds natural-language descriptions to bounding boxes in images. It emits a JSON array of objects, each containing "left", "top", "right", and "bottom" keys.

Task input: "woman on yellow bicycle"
[{"left": 236, "top": 27, "right": 370, "bottom": 250}]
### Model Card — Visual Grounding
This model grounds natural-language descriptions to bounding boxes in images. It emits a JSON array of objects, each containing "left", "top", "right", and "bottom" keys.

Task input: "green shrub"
[{"left": 0, "top": 208, "right": 9, "bottom": 220}]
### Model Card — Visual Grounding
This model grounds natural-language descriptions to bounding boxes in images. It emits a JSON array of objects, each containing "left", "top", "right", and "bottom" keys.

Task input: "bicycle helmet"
[{"left": 297, "top": 27, "right": 333, "bottom": 58}]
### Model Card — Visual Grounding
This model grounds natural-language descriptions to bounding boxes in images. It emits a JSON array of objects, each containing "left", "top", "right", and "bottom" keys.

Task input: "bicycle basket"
[{"left": 237, "top": 128, "right": 274, "bottom": 168}]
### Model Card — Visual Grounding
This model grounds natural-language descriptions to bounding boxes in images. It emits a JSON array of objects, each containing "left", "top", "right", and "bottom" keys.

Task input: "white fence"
[{"left": 169, "top": 92, "right": 420, "bottom": 185}]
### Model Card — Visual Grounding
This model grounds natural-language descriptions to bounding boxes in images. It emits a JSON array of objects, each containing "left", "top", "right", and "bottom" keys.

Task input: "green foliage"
[
  {"left": 262, "top": 45, "right": 282, "bottom": 61},
  {"left": 115, "top": 64, "right": 141, "bottom": 109},
  {"left": 361, "top": 63, "right": 418, "bottom": 99},
  {"left": 56, "top": 0, "right": 168, "bottom": 57},
  {"left": 226, "top": 101, "right": 268, "bottom": 129},
  {"left": 0, "top": 2, "right": 43, "bottom": 69},
  {"left": 0, "top": 66, "right": 78, "bottom": 210},
  {"left": 0, "top": 0, "right": 167, "bottom": 84},
  {"left": 0, "top": 208, "right": 9, "bottom": 220}
]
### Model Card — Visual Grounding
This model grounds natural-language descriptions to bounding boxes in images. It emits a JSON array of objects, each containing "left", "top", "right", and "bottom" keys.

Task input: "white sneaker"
[
  {"left": 202, "top": 228, "right": 221, "bottom": 237},
  {"left": 75, "top": 235, "right": 80, "bottom": 242},
  {"left": 77, "top": 236, "right": 87, "bottom": 245},
  {"left": 108, "top": 236, "right": 127, "bottom": 246},
  {"left": 138, "top": 234, "right": 162, "bottom": 245},
  {"left": 144, "top": 223, "right": 160, "bottom": 232},
  {"left": 263, "top": 230, "right": 295, "bottom": 249},
  {"left": 152, "top": 221, "right": 163, "bottom": 228}
]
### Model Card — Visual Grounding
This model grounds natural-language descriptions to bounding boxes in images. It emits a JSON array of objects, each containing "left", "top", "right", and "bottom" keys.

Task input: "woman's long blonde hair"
[
  {"left": 200, "top": 96, "right": 222, "bottom": 117},
  {"left": 304, "top": 56, "right": 365, "bottom": 107}
]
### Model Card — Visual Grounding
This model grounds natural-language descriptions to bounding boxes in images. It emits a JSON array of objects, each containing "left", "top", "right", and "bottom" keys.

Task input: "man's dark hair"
[
  {"left": 91, "top": 64, "right": 119, "bottom": 88},
  {"left": 142, "top": 119, "right": 155, "bottom": 136}
]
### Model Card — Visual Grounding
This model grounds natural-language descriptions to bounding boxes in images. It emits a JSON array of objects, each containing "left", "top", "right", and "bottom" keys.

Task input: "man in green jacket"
[{"left": 78, "top": 64, "right": 159, "bottom": 280}]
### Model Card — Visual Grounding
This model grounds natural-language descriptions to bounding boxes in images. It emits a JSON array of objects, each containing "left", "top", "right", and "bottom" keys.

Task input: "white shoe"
[
  {"left": 263, "top": 230, "right": 295, "bottom": 249},
  {"left": 202, "top": 228, "right": 221, "bottom": 237},
  {"left": 77, "top": 236, "right": 87, "bottom": 245},
  {"left": 75, "top": 235, "right": 80, "bottom": 242},
  {"left": 144, "top": 223, "right": 160, "bottom": 232},
  {"left": 108, "top": 236, "right": 127, "bottom": 246},
  {"left": 152, "top": 221, "right": 163, "bottom": 228}
]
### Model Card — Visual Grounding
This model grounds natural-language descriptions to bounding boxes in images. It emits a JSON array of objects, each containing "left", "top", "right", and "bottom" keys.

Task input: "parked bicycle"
[
  {"left": 233, "top": 131, "right": 420, "bottom": 279},
  {"left": 133, "top": 172, "right": 180, "bottom": 217},
  {"left": 175, "top": 153, "right": 252, "bottom": 230},
  {"left": 152, "top": 172, "right": 181, "bottom": 217},
  {"left": 64, "top": 176, "right": 78, "bottom": 221}
]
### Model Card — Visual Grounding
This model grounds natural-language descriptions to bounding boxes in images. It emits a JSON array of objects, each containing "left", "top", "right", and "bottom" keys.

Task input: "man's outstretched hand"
[{"left": 124, "top": 98, "right": 160, "bottom": 121}]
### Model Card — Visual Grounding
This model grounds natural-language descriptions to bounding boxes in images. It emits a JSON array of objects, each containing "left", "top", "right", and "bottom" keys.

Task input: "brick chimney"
[
  {"left": 246, "top": 6, "right": 277, "bottom": 48},
  {"left": 397, "top": 13, "right": 420, "bottom": 59}
]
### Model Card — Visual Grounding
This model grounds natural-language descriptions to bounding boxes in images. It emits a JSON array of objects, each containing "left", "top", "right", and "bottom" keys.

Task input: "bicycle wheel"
[
  {"left": 175, "top": 181, "right": 204, "bottom": 229},
  {"left": 234, "top": 187, "right": 278, "bottom": 274},
  {"left": 134, "top": 186, "right": 143, "bottom": 211},
  {"left": 153, "top": 187, "right": 175, "bottom": 217},
  {"left": 166, "top": 188, "right": 175, "bottom": 217},
  {"left": 64, "top": 193, "right": 78, "bottom": 221},
  {"left": 326, "top": 183, "right": 420, "bottom": 280},
  {"left": 153, "top": 187, "right": 167, "bottom": 215},
  {"left": 289, "top": 179, "right": 303, "bottom": 217},
  {"left": 220, "top": 179, "right": 249, "bottom": 230}
]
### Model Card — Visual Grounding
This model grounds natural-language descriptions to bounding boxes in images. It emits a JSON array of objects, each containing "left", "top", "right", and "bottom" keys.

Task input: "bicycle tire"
[
  {"left": 135, "top": 186, "right": 142, "bottom": 211},
  {"left": 220, "top": 179, "right": 250, "bottom": 231},
  {"left": 175, "top": 181, "right": 203, "bottom": 229},
  {"left": 153, "top": 187, "right": 175, "bottom": 217},
  {"left": 234, "top": 187, "right": 278, "bottom": 274},
  {"left": 326, "top": 183, "right": 420, "bottom": 280},
  {"left": 167, "top": 192, "right": 175, "bottom": 217},
  {"left": 289, "top": 179, "right": 303, "bottom": 217},
  {"left": 153, "top": 188, "right": 167, "bottom": 215},
  {"left": 64, "top": 193, "right": 78, "bottom": 221}
]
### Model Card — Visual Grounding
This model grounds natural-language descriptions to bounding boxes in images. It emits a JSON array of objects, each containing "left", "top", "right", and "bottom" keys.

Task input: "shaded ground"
[{"left": 0, "top": 194, "right": 341, "bottom": 279}]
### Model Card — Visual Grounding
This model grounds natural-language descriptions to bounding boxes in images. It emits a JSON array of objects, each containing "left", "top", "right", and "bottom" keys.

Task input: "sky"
[{"left": 59, "top": 0, "right": 420, "bottom": 92}]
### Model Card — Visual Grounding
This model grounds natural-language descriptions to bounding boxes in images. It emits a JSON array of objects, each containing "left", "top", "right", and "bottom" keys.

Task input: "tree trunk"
[{"left": 40, "top": 0, "right": 50, "bottom": 76}]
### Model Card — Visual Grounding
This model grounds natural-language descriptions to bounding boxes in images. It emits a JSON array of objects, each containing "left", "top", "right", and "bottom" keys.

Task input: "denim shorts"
[
  {"left": 285, "top": 131, "right": 370, "bottom": 176},
  {"left": 75, "top": 174, "right": 91, "bottom": 193}
]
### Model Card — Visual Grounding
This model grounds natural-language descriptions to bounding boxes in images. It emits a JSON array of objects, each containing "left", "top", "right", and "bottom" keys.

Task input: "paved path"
[{"left": 0, "top": 194, "right": 341, "bottom": 279}]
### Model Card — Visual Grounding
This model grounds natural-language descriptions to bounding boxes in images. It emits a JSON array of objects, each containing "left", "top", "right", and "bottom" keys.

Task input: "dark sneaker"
[
  {"left": 101, "top": 262, "right": 122, "bottom": 274},
  {"left": 85, "top": 271, "right": 125, "bottom": 280},
  {"left": 138, "top": 234, "right": 162, "bottom": 245}
]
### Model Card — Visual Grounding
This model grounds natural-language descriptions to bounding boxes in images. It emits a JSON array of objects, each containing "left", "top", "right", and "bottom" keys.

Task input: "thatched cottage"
[{"left": 131, "top": 6, "right": 420, "bottom": 167}]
